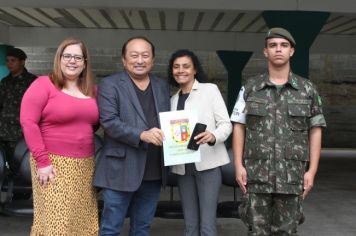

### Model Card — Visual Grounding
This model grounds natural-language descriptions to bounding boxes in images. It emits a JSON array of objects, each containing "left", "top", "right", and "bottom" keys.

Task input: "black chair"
[
  {"left": 0, "top": 146, "right": 6, "bottom": 196},
  {"left": 1, "top": 138, "right": 33, "bottom": 216},
  {"left": 12, "top": 139, "right": 32, "bottom": 184},
  {"left": 155, "top": 172, "right": 183, "bottom": 219},
  {"left": 217, "top": 149, "right": 240, "bottom": 218},
  {"left": 0, "top": 146, "right": 7, "bottom": 215},
  {"left": 2, "top": 134, "right": 104, "bottom": 216}
]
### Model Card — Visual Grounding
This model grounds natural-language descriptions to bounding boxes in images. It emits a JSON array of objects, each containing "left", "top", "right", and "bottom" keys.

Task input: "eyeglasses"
[{"left": 61, "top": 54, "right": 85, "bottom": 62}]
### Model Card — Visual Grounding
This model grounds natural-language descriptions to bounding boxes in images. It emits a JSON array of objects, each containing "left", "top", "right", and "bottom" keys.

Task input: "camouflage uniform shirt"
[
  {"left": 231, "top": 72, "right": 326, "bottom": 195},
  {"left": 0, "top": 69, "right": 37, "bottom": 142}
]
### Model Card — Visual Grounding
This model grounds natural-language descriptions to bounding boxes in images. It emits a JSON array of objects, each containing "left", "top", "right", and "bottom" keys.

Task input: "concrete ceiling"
[{"left": 0, "top": 7, "right": 356, "bottom": 35}]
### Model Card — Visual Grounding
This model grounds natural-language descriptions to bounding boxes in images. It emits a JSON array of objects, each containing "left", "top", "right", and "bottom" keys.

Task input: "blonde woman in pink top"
[{"left": 20, "top": 37, "right": 99, "bottom": 236}]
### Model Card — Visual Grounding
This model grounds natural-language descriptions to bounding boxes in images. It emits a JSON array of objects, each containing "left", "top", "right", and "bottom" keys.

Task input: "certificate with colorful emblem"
[{"left": 159, "top": 110, "right": 201, "bottom": 166}]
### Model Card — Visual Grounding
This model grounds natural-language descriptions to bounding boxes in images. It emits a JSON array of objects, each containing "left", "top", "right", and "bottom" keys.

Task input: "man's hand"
[
  {"left": 37, "top": 165, "right": 56, "bottom": 187},
  {"left": 303, "top": 171, "right": 315, "bottom": 199},
  {"left": 140, "top": 127, "right": 165, "bottom": 146},
  {"left": 236, "top": 165, "right": 247, "bottom": 194}
]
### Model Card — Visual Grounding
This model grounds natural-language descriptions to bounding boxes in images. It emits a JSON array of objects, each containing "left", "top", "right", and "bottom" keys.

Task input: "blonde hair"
[{"left": 50, "top": 37, "right": 95, "bottom": 97}]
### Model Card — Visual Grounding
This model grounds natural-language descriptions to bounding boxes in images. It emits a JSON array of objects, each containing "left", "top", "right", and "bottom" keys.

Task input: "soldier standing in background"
[
  {"left": 0, "top": 47, "right": 36, "bottom": 171},
  {"left": 231, "top": 28, "right": 326, "bottom": 235}
]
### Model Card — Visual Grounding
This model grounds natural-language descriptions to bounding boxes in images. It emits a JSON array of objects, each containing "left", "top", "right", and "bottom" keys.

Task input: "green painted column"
[
  {"left": 217, "top": 51, "right": 253, "bottom": 114},
  {"left": 0, "top": 45, "right": 11, "bottom": 80},
  {"left": 262, "top": 11, "right": 330, "bottom": 78},
  {"left": 217, "top": 50, "right": 253, "bottom": 148}
]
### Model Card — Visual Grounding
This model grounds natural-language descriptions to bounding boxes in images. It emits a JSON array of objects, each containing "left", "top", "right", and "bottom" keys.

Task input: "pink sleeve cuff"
[{"left": 34, "top": 154, "right": 52, "bottom": 168}]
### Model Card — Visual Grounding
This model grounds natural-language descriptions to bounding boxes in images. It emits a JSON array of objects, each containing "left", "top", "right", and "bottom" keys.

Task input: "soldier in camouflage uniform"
[
  {"left": 230, "top": 28, "right": 326, "bottom": 235},
  {"left": 0, "top": 47, "right": 36, "bottom": 171}
]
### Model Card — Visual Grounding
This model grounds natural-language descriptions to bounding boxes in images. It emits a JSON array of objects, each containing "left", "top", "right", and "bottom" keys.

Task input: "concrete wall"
[
  {"left": 21, "top": 46, "right": 356, "bottom": 148},
  {"left": 309, "top": 54, "right": 356, "bottom": 148}
]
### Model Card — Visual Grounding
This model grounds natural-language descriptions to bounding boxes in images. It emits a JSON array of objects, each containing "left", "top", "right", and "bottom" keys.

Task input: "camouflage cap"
[
  {"left": 266, "top": 27, "right": 296, "bottom": 47},
  {"left": 7, "top": 47, "right": 27, "bottom": 60}
]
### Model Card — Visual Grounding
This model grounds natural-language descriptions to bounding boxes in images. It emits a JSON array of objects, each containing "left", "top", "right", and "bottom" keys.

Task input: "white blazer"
[{"left": 170, "top": 80, "right": 232, "bottom": 175}]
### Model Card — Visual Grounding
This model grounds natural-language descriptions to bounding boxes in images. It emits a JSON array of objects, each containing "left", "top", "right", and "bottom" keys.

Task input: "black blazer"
[{"left": 93, "top": 71, "right": 170, "bottom": 191}]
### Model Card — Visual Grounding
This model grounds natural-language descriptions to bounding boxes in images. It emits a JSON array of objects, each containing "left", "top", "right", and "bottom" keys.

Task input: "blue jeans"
[{"left": 99, "top": 180, "right": 161, "bottom": 236}]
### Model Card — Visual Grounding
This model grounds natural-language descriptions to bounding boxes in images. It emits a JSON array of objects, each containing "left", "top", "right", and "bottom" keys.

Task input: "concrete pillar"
[
  {"left": 217, "top": 50, "right": 253, "bottom": 148},
  {"left": 262, "top": 11, "right": 330, "bottom": 78}
]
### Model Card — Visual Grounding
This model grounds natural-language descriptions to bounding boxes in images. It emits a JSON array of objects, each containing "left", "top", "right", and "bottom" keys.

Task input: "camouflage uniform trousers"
[{"left": 239, "top": 192, "right": 303, "bottom": 236}]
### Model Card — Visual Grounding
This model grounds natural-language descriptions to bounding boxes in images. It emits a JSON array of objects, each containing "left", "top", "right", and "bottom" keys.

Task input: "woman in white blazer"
[{"left": 168, "top": 49, "right": 232, "bottom": 236}]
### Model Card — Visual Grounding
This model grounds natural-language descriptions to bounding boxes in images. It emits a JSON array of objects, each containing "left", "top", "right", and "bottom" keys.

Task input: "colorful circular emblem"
[{"left": 170, "top": 119, "right": 191, "bottom": 144}]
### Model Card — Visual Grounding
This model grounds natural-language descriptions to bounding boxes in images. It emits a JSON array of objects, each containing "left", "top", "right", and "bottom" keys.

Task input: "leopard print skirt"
[{"left": 30, "top": 154, "right": 99, "bottom": 236}]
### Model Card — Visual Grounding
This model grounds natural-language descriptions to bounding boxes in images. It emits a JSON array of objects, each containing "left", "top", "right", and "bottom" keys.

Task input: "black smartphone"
[{"left": 187, "top": 123, "right": 207, "bottom": 150}]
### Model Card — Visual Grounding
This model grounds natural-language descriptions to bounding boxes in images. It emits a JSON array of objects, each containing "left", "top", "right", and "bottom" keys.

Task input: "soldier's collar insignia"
[
  {"left": 289, "top": 75, "right": 299, "bottom": 90},
  {"left": 257, "top": 75, "right": 269, "bottom": 90}
]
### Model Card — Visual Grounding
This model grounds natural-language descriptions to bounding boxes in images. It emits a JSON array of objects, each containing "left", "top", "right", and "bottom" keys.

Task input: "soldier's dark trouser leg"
[{"left": 240, "top": 193, "right": 301, "bottom": 236}]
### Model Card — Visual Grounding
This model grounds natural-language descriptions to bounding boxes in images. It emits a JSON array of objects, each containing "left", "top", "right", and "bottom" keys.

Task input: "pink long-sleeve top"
[{"left": 20, "top": 76, "right": 99, "bottom": 168}]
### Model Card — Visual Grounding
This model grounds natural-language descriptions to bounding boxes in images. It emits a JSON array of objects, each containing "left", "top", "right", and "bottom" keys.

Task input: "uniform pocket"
[
  {"left": 244, "top": 135, "right": 271, "bottom": 160},
  {"left": 288, "top": 100, "right": 311, "bottom": 131},
  {"left": 244, "top": 136, "right": 271, "bottom": 184},
  {"left": 285, "top": 145, "right": 308, "bottom": 184},
  {"left": 285, "top": 145, "right": 309, "bottom": 162},
  {"left": 246, "top": 98, "right": 268, "bottom": 131}
]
